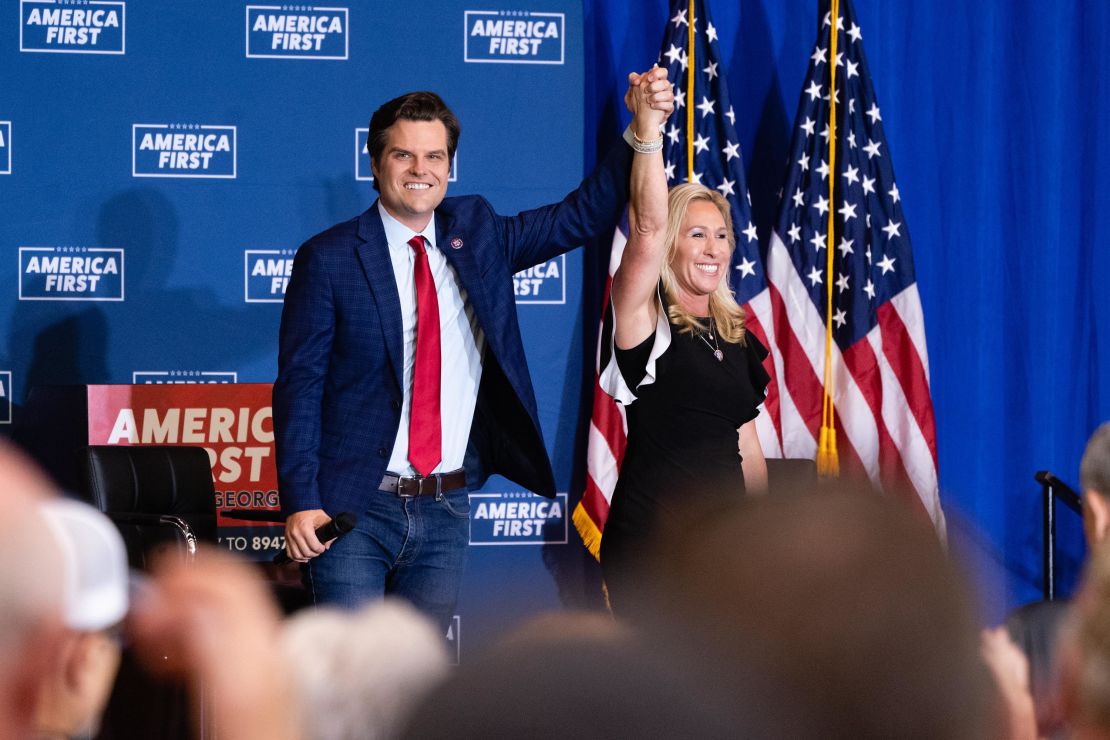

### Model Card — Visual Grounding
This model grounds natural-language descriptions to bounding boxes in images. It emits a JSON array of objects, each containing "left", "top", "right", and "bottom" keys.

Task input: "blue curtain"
[{"left": 582, "top": 0, "right": 1110, "bottom": 616}]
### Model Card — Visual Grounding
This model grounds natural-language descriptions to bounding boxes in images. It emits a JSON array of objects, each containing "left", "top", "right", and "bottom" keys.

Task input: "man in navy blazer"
[{"left": 274, "top": 73, "right": 673, "bottom": 628}]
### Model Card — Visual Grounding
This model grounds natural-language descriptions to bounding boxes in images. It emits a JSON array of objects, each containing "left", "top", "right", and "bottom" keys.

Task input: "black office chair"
[
  {"left": 79, "top": 444, "right": 218, "bottom": 569},
  {"left": 78, "top": 445, "right": 215, "bottom": 740}
]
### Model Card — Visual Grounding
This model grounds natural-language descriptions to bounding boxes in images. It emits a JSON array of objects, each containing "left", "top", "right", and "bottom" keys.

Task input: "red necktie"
[{"left": 407, "top": 235, "right": 441, "bottom": 476}]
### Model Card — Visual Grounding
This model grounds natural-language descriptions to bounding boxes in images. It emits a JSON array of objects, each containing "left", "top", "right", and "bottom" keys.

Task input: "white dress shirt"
[{"left": 378, "top": 201, "right": 486, "bottom": 476}]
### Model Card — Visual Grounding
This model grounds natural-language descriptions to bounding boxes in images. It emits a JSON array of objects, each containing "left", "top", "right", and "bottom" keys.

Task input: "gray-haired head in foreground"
[
  {"left": 281, "top": 599, "right": 449, "bottom": 740},
  {"left": 1081, "top": 422, "right": 1110, "bottom": 496}
]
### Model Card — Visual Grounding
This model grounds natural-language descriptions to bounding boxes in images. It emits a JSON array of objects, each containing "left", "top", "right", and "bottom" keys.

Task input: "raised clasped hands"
[{"left": 625, "top": 65, "right": 675, "bottom": 140}]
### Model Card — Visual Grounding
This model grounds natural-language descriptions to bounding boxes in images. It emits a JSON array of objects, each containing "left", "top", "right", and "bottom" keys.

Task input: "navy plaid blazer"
[{"left": 273, "top": 143, "right": 632, "bottom": 516}]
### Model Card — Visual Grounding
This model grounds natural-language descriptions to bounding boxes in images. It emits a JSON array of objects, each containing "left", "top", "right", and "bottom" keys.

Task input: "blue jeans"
[{"left": 306, "top": 486, "right": 471, "bottom": 632}]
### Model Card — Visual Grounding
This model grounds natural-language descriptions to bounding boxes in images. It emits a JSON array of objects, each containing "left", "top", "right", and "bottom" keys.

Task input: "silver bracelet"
[{"left": 630, "top": 133, "right": 663, "bottom": 154}]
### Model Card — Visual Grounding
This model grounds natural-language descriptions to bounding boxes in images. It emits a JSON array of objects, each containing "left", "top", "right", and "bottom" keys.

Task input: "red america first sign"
[{"left": 85, "top": 383, "right": 284, "bottom": 557}]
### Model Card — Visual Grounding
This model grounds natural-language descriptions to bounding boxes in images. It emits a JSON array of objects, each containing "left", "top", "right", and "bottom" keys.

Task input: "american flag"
[
  {"left": 574, "top": 0, "right": 780, "bottom": 558},
  {"left": 765, "top": 0, "right": 945, "bottom": 533}
]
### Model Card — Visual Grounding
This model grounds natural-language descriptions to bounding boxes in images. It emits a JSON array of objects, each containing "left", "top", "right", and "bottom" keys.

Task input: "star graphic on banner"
[
  {"left": 798, "top": 153, "right": 810, "bottom": 171},
  {"left": 864, "top": 279, "right": 876, "bottom": 299},
  {"left": 866, "top": 246, "right": 873, "bottom": 264},
  {"left": 848, "top": 23, "right": 862, "bottom": 42},
  {"left": 833, "top": 51, "right": 844, "bottom": 67},
  {"left": 812, "top": 46, "right": 827, "bottom": 65},
  {"left": 678, "top": 49, "right": 689, "bottom": 71},
  {"left": 690, "top": 170, "right": 703, "bottom": 185},
  {"left": 836, "top": 273, "right": 850, "bottom": 292},
  {"left": 813, "top": 195, "right": 830, "bottom": 216},
  {"left": 846, "top": 59, "right": 859, "bottom": 79},
  {"left": 867, "top": 103, "right": 882, "bottom": 124},
  {"left": 838, "top": 201, "right": 857, "bottom": 222},
  {"left": 823, "top": 12, "right": 843, "bottom": 28},
  {"left": 793, "top": 188, "right": 805, "bottom": 207},
  {"left": 808, "top": 266, "right": 823, "bottom": 286},
  {"left": 848, "top": 130, "right": 857, "bottom": 149},
  {"left": 707, "top": 22, "right": 718, "bottom": 42},
  {"left": 801, "top": 117, "right": 816, "bottom": 136},
  {"left": 671, "top": 8, "right": 687, "bottom": 27},
  {"left": 722, "top": 140, "right": 740, "bottom": 161},
  {"left": 743, "top": 222, "right": 758, "bottom": 243},
  {"left": 788, "top": 223, "right": 801, "bottom": 243},
  {"left": 666, "top": 124, "right": 681, "bottom": 144},
  {"left": 882, "top": 220, "right": 902, "bottom": 239},
  {"left": 664, "top": 161, "right": 676, "bottom": 180},
  {"left": 693, "top": 133, "right": 710, "bottom": 153},
  {"left": 717, "top": 177, "right": 736, "bottom": 196},
  {"left": 674, "top": 87, "right": 685, "bottom": 109},
  {"left": 833, "top": 308, "right": 847, "bottom": 327},
  {"left": 862, "top": 175, "right": 876, "bottom": 195},
  {"left": 863, "top": 139, "right": 882, "bottom": 159},
  {"left": 703, "top": 61, "right": 718, "bottom": 81},
  {"left": 838, "top": 237, "right": 854, "bottom": 256},
  {"left": 735, "top": 255, "right": 756, "bottom": 278},
  {"left": 664, "top": 44, "right": 683, "bottom": 65},
  {"left": 817, "top": 159, "right": 830, "bottom": 180},
  {"left": 726, "top": 106, "right": 735, "bottom": 125},
  {"left": 849, "top": 98, "right": 857, "bottom": 115},
  {"left": 877, "top": 254, "right": 897, "bottom": 274},
  {"left": 697, "top": 97, "right": 716, "bottom": 118},
  {"left": 890, "top": 183, "right": 901, "bottom": 203},
  {"left": 820, "top": 124, "right": 831, "bottom": 142},
  {"left": 807, "top": 80, "right": 823, "bottom": 101},
  {"left": 810, "top": 231, "right": 826, "bottom": 251},
  {"left": 843, "top": 165, "right": 860, "bottom": 185}
]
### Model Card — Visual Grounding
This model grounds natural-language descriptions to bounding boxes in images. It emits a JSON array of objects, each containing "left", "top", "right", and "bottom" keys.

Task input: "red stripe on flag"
[
  {"left": 580, "top": 475, "right": 611, "bottom": 530},
  {"left": 839, "top": 338, "right": 929, "bottom": 519},
  {"left": 589, "top": 374, "right": 627, "bottom": 465},
  {"left": 876, "top": 303, "right": 938, "bottom": 466},
  {"left": 767, "top": 281, "right": 824, "bottom": 439}
]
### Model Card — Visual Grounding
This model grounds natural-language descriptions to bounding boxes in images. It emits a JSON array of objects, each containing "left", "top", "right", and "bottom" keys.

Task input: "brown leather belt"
[{"left": 379, "top": 469, "right": 467, "bottom": 497}]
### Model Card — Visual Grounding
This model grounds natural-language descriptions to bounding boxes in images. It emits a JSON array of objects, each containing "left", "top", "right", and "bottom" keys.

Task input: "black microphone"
[{"left": 273, "top": 512, "right": 357, "bottom": 565}]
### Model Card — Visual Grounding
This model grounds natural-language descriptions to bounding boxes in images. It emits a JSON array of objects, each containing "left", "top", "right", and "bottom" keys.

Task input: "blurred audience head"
[
  {"left": 34, "top": 498, "right": 130, "bottom": 739},
  {"left": 282, "top": 599, "right": 449, "bottom": 740},
  {"left": 0, "top": 441, "right": 66, "bottom": 739},
  {"left": 1081, "top": 422, "right": 1110, "bottom": 547},
  {"left": 642, "top": 480, "right": 991, "bottom": 739},
  {"left": 401, "top": 609, "right": 817, "bottom": 739},
  {"left": 1061, "top": 542, "right": 1110, "bottom": 738}
]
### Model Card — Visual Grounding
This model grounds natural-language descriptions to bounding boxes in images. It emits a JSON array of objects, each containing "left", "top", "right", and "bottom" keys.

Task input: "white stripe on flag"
[
  {"left": 767, "top": 231, "right": 881, "bottom": 483},
  {"left": 891, "top": 284, "right": 932, "bottom": 385},
  {"left": 587, "top": 421, "right": 621, "bottom": 503}
]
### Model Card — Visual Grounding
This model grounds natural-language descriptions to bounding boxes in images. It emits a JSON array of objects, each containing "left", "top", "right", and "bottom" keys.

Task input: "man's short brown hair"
[{"left": 366, "top": 92, "right": 460, "bottom": 192}]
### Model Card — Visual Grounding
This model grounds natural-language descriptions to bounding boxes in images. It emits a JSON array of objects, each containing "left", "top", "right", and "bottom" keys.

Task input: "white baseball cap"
[{"left": 38, "top": 498, "right": 129, "bottom": 631}]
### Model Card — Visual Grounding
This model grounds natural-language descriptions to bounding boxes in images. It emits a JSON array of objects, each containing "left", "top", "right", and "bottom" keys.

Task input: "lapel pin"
[{"left": 450, "top": 237, "right": 464, "bottom": 250}]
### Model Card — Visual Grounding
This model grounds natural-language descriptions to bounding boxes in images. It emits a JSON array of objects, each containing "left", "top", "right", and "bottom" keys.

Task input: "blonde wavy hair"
[{"left": 659, "top": 183, "right": 748, "bottom": 343}]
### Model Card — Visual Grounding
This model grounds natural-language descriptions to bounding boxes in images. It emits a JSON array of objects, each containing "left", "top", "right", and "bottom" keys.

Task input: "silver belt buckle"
[{"left": 398, "top": 474, "right": 420, "bottom": 498}]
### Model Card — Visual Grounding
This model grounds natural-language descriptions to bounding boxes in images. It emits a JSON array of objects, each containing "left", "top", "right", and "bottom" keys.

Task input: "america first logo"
[
  {"left": 19, "top": 247, "right": 124, "bottom": 301},
  {"left": 513, "top": 254, "right": 564, "bottom": 304},
  {"left": 244, "top": 249, "right": 295, "bottom": 302},
  {"left": 464, "top": 10, "right": 564, "bottom": 64},
  {"left": 355, "top": 128, "right": 457, "bottom": 183},
  {"left": 21, "top": 0, "right": 125, "bottom": 54},
  {"left": 0, "top": 122, "right": 10, "bottom": 175},
  {"left": 246, "top": 5, "right": 348, "bottom": 59},
  {"left": 0, "top": 372, "right": 12, "bottom": 424},
  {"left": 132, "top": 371, "right": 239, "bottom": 384},
  {"left": 133, "top": 124, "right": 237, "bottom": 179},
  {"left": 469, "top": 492, "right": 568, "bottom": 545}
]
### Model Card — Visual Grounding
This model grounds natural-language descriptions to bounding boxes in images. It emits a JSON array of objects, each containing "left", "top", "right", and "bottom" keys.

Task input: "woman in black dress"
[{"left": 599, "top": 69, "right": 769, "bottom": 612}]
